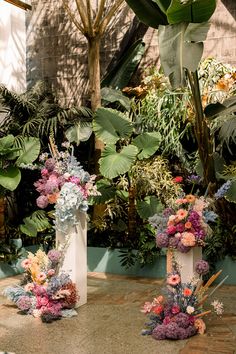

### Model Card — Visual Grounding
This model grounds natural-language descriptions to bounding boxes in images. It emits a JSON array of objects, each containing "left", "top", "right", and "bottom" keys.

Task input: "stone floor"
[{"left": 0, "top": 272, "right": 236, "bottom": 354}]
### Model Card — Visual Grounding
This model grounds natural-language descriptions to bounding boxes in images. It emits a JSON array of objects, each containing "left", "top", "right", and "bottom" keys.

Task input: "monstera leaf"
[
  {"left": 19, "top": 210, "right": 51, "bottom": 237},
  {"left": 16, "top": 137, "right": 40, "bottom": 165},
  {"left": 136, "top": 196, "right": 163, "bottom": 219},
  {"left": 101, "top": 87, "right": 131, "bottom": 111},
  {"left": 99, "top": 145, "right": 138, "bottom": 179},
  {"left": 132, "top": 132, "right": 161, "bottom": 159},
  {"left": 159, "top": 22, "right": 210, "bottom": 87},
  {"left": 93, "top": 108, "right": 133, "bottom": 145},
  {"left": 65, "top": 123, "right": 92, "bottom": 145},
  {"left": 0, "top": 166, "right": 21, "bottom": 191}
]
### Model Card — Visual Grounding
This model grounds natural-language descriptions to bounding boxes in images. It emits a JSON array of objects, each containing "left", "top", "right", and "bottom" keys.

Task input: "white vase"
[
  {"left": 174, "top": 247, "right": 202, "bottom": 283},
  {"left": 56, "top": 211, "right": 87, "bottom": 307}
]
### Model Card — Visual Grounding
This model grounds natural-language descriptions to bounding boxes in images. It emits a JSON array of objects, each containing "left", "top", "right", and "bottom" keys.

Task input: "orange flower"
[
  {"left": 176, "top": 209, "right": 188, "bottom": 220},
  {"left": 184, "top": 221, "right": 192, "bottom": 229},
  {"left": 185, "top": 194, "right": 196, "bottom": 203},
  {"left": 153, "top": 305, "right": 164, "bottom": 315},
  {"left": 47, "top": 192, "right": 60, "bottom": 204},
  {"left": 183, "top": 288, "right": 192, "bottom": 297},
  {"left": 181, "top": 232, "right": 196, "bottom": 247}
]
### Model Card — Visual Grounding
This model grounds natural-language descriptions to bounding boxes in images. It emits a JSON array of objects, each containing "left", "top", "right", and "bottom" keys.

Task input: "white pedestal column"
[
  {"left": 56, "top": 211, "right": 87, "bottom": 307},
  {"left": 174, "top": 247, "right": 202, "bottom": 283}
]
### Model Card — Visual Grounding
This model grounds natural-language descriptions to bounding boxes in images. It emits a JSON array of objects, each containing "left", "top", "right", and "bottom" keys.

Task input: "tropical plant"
[{"left": 125, "top": 0, "right": 217, "bottom": 193}]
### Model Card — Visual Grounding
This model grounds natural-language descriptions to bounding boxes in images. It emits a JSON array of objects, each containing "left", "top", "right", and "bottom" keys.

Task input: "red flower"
[
  {"left": 153, "top": 305, "right": 164, "bottom": 315},
  {"left": 171, "top": 305, "right": 181, "bottom": 314},
  {"left": 173, "top": 176, "right": 183, "bottom": 183}
]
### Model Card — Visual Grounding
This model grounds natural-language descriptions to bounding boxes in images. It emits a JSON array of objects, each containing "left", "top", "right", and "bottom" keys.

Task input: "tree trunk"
[
  {"left": 128, "top": 185, "right": 137, "bottom": 240},
  {"left": 0, "top": 197, "right": 6, "bottom": 241}
]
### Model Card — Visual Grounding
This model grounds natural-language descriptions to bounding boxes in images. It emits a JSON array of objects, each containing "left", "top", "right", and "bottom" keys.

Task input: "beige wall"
[
  {"left": 26, "top": 0, "right": 236, "bottom": 106},
  {"left": 0, "top": 1, "right": 27, "bottom": 92}
]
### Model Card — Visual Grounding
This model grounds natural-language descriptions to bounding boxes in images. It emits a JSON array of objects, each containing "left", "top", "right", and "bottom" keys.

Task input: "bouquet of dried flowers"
[
  {"left": 34, "top": 141, "right": 99, "bottom": 233},
  {"left": 149, "top": 192, "right": 217, "bottom": 253},
  {"left": 141, "top": 260, "right": 226, "bottom": 340},
  {"left": 4, "top": 249, "right": 79, "bottom": 323}
]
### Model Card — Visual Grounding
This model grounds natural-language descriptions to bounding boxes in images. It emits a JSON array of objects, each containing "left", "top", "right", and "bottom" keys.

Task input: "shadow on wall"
[
  {"left": 26, "top": 1, "right": 132, "bottom": 107},
  {"left": 0, "top": 3, "right": 26, "bottom": 92}
]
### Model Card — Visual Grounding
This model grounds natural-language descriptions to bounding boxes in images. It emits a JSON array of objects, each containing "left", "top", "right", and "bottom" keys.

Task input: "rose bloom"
[
  {"left": 185, "top": 194, "right": 196, "bottom": 203},
  {"left": 184, "top": 221, "right": 192, "bottom": 229},
  {"left": 21, "top": 258, "right": 32, "bottom": 269},
  {"left": 47, "top": 269, "right": 55, "bottom": 276},
  {"left": 183, "top": 288, "right": 192, "bottom": 297},
  {"left": 186, "top": 306, "right": 195, "bottom": 314},
  {"left": 166, "top": 225, "right": 177, "bottom": 235},
  {"left": 194, "top": 318, "right": 206, "bottom": 334},
  {"left": 171, "top": 305, "right": 180, "bottom": 314},
  {"left": 153, "top": 305, "right": 164, "bottom": 315},
  {"left": 24, "top": 283, "right": 34, "bottom": 292},
  {"left": 167, "top": 273, "right": 181, "bottom": 286},
  {"left": 181, "top": 232, "right": 196, "bottom": 247},
  {"left": 173, "top": 176, "right": 183, "bottom": 183},
  {"left": 47, "top": 192, "right": 59, "bottom": 204},
  {"left": 176, "top": 209, "right": 188, "bottom": 220}
]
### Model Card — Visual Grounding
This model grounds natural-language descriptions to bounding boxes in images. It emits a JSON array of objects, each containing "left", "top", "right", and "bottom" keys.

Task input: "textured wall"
[
  {"left": 26, "top": 0, "right": 236, "bottom": 106},
  {"left": 0, "top": 1, "right": 26, "bottom": 92}
]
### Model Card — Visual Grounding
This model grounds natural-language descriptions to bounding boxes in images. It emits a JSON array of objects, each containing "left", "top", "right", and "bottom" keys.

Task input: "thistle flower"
[{"left": 195, "top": 260, "right": 209, "bottom": 275}]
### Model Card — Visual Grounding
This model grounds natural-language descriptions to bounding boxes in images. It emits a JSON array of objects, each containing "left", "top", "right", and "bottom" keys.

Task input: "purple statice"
[
  {"left": 169, "top": 237, "right": 179, "bottom": 248},
  {"left": 16, "top": 295, "right": 33, "bottom": 312},
  {"left": 214, "top": 180, "right": 232, "bottom": 199},
  {"left": 36, "top": 195, "right": 49, "bottom": 209},
  {"left": 156, "top": 233, "right": 169, "bottom": 248},
  {"left": 174, "top": 313, "right": 192, "bottom": 329},
  {"left": 195, "top": 260, "right": 209, "bottom": 275},
  {"left": 47, "top": 249, "right": 62, "bottom": 264},
  {"left": 152, "top": 324, "right": 167, "bottom": 340},
  {"left": 194, "top": 229, "right": 207, "bottom": 240},
  {"left": 165, "top": 322, "right": 180, "bottom": 339},
  {"left": 188, "top": 210, "right": 201, "bottom": 228},
  {"left": 44, "top": 158, "right": 55, "bottom": 172},
  {"left": 177, "top": 242, "right": 191, "bottom": 253}
]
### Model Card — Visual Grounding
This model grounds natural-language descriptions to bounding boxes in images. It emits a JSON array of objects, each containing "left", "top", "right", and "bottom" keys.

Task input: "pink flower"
[
  {"left": 167, "top": 273, "right": 181, "bottom": 286},
  {"left": 36, "top": 195, "right": 49, "bottom": 209},
  {"left": 41, "top": 168, "right": 49, "bottom": 177},
  {"left": 171, "top": 305, "right": 180, "bottom": 314},
  {"left": 24, "top": 283, "right": 34, "bottom": 292},
  {"left": 166, "top": 225, "right": 177, "bottom": 235},
  {"left": 36, "top": 295, "right": 49, "bottom": 308},
  {"left": 69, "top": 176, "right": 80, "bottom": 185},
  {"left": 173, "top": 176, "right": 183, "bottom": 183},
  {"left": 47, "top": 269, "right": 55, "bottom": 276},
  {"left": 141, "top": 301, "right": 153, "bottom": 314},
  {"left": 183, "top": 288, "right": 192, "bottom": 297},
  {"left": 36, "top": 272, "right": 47, "bottom": 283},
  {"left": 181, "top": 232, "right": 196, "bottom": 247},
  {"left": 176, "top": 209, "right": 188, "bottom": 220},
  {"left": 21, "top": 258, "right": 32, "bottom": 269}
]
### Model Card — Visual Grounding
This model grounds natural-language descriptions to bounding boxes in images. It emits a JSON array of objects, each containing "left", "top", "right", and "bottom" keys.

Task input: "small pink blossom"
[
  {"left": 171, "top": 304, "right": 180, "bottom": 314},
  {"left": 167, "top": 273, "right": 181, "bottom": 286},
  {"left": 21, "top": 258, "right": 32, "bottom": 269},
  {"left": 41, "top": 168, "right": 49, "bottom": 177},
  {"left": 141, "top": 301, "right": 153, "bottom": 314},
  {"left": 47, "top": 269, "right": 55, "bottom": 276},
  {"left": 36, "top": 272, "right": 47, "bottom": 283},
  {"left": 24, "top": 283, "right": 34, "bottom": 292}
]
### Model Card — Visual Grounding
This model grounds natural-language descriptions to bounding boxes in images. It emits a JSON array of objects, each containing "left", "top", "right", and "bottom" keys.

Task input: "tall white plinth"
[
  {"left": 174, "top": 247, "right": 202, "bottom": 283},
  {"left": 56, "top": 211, "right": 87, "bottom": 307}
]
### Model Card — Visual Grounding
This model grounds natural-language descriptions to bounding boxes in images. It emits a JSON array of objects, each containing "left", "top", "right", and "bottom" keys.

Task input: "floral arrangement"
[
  {"left": 34, "top": 141, "right": 99, "bottom": 233},
  {"left": 141, "top": 260, "right": 226, "bottom": 340},
  {"left": 149, "top": 188, "right": 217, "bottom": 253},
  {"left": 4, "top": 249, "right": 78, "bottom": 323}
]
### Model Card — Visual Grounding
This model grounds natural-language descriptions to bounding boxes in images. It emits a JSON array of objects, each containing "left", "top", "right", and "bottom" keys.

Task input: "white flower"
[
  {"left": 186, "top": 306, "right": 195, "bottom": 314},
  {"left": 211, "top": 300, "right": 224, "bottom": 315}
]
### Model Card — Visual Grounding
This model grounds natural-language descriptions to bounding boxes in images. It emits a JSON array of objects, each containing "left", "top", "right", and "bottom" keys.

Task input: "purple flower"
[
  {"left": 36, "top": 195, "right": 49, "bottom": 209},
  {"left": 186, "top": 174, "right": 201, "bottom": 184},
  {"left": 152, "top": 324, "right": 167, "bottom": 340},
  {"left": 177, "top": 241, "right": 191, "bottom": 253},
  {"left": 176, "top": 223, "right": 185, "bottom": 233},
  {"left": 156, "top": 233, "right": 169, "bottom": 248},
  {"left": 45, "top": 158, "right": 55, "bottom": 172},
  {"left": 16, "top": 295, "right": 32, "bottom": 312},
  {"left": 214, "top": 180, "right": 232, "bottom": 199},
  {"left": 168, "top": 237, "right": 179, "bottom": 248},
  {"left": 195, "top": 260, "right": 209, "bottom": 275},
  {"left": 47, "top": 249, "right": 62, "bottom": 264},
  {"left": 174, "top": 313, "right": 191, "bottom": 328}
]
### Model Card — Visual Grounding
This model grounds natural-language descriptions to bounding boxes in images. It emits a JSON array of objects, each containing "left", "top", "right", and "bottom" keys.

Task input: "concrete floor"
[{"left": 0, "top": 272, "right": 236, "bottom": 354}]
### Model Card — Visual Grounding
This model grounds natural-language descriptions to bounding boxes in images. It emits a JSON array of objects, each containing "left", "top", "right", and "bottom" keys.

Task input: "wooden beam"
[{"left": 3, "top": 0, "right": 32, "bottom": 11}]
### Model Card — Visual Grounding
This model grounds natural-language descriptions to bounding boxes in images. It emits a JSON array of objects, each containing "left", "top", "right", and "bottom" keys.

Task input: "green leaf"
[
  {"left": 166, "top": 0, "right": 216, "bottom": 24},
  {"left": 225, "top": 180, "right": 236, "bottom": 203},
  {"left": 20, "top": 220, "right": 37, "bottom": 237},
  {"left": 116, "top": 189, "right": 129, "bottom": 201},
  {"left": 101, "top": 39, "right": 145, "bottom": 89},
  {"left": 65, "top": 123, "right": 92, "bottom": 145},
  {"left": 16, "top": 137, "right": 40, "bottom": 165},
  {"left": 101, "top": 87, "right": 131, "bottom": 111},
  {"left": 125, "top": 0, "right": 168, "bottom": 28},
  {"left": 132, "top": 132, "right": 161, "bottom": 159},
  {"left": 136, "top": 195, "right": 163, "bottom": 219},
  {"left": 0, "top": 166, "right": 21, "bottom": 191},
  {"left": 99, "top": 145, "right": 138, "bottom": 179},
  {"left": 19, "top": 210, "right": 51, "bottom": 236},
  {"left": 93, "top": 108, "right": 133, "bottom": 145},
  {"left": 159, "top": 22, "right": 210, "bottom": 88},
  {"left": 0, "top": 135, "right": 15, "bottom": 150},
  {"left": 152, "top": 0, "right": 171, "bottom": 13},
  {"left": 92, "top": 179, "right": 116, "bottom": 204}
]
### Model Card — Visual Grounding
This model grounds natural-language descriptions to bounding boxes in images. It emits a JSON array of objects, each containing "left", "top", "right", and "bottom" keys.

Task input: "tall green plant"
[{"left": 125, "top": 0, "right": 217, "bottom": 192}]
